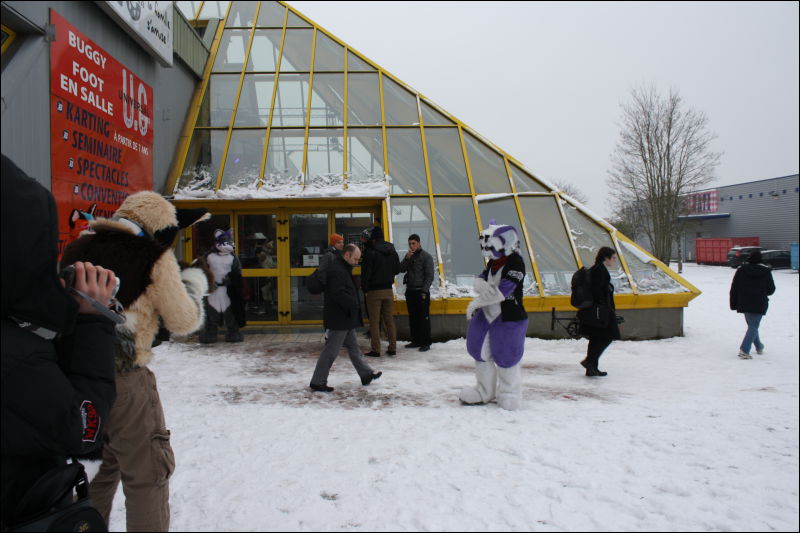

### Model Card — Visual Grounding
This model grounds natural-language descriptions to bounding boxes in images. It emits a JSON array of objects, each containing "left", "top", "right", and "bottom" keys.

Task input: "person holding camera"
[
  {"left": 577, "top": 247, "right": 622, "bottom": 377},
  {"left": 1, "top": 154, "right": 119, "bottom": 530}
]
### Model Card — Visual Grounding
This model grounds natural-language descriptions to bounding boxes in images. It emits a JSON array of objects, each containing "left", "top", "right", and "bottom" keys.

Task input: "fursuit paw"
[{"left": 459, "top": 386, "right": 487, "bottom": 405}]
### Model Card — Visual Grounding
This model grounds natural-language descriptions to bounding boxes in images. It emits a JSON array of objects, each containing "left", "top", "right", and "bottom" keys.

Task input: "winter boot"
[
  {"left": 310, "top": 382, "right": 334, "bottom": 392},
  {"left": 223, "top": 308, "right": 243, "bottom": 342},
  {"left": 199, "top": 324, "right": 218, "bottom": 343},
  {"left": 586, "top": 367, "right": 608, "bottom": 377}
]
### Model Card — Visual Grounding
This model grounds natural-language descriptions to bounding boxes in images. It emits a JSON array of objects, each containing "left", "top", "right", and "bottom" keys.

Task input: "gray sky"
[{"left": 290, "top": 1, "right": 799, "bottom": 216}]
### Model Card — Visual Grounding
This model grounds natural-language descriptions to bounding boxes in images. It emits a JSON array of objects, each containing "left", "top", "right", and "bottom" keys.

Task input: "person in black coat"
[
  {"left": 1, "top": 154, "right": 119, "bottom": 529},
  {"left": 361, "top": 227, "right": 400, "bottom": 357},
  {"left": 729, "top": 250, "right": 776, "bottom": 359},
  {"left": 310, "top": 244, "right": 382, "bottom": 392},
  {"left": 577, "top": 246, "right": 621, "bottom": 377}
]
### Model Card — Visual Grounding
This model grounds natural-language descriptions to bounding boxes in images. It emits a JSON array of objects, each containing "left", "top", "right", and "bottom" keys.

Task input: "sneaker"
[
  {"left": 310, "top": 382, "right": 334, "bottom": 392},
  {"left": 405, "top": 342, "right": 421, "bottom": 349},
  {"left": 361, "top": 371, "right": 382, "bottom": 386},
  {"left": 738, "top": 351, "right": 752, "bottom": 360},
  {"left": 364, "top": 351, "right": 381, "bottom": 358},
  {"left": 756, "top": 345, "right": 764, "bottom": 355},
  {"left": 419, "top": 345, "right": 431, "bottom": 352},
  {"left": 386, "top": 350, "right": 396, "bottom": 356}
]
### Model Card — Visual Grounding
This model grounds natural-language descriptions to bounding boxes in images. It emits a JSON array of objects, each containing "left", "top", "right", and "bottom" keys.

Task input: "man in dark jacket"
[
  {"left": 1, "top": 154, "right": 118, "bottom": 529},
  {"left": 310, "top": 244, "right": 382, "bottom": 392},
  {"left": 577, "top": 247, "right": 621, "bottom": 377},
  {"left": 730, "top": 250, "right": 776, "bottom": 359},
  {"left": 399, "top": 234, "right": 435, "bottom": 351},
  {"left": 361, "top": 227, "right": 400, "bottom": 357}
]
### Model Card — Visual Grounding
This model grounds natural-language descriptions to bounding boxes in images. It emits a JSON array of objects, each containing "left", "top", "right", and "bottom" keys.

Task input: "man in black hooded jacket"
[
  {"left": 361, "top": 227, "right": 400, "bottom": 357},
  {"left": 1, "top": 154, "right": 118, "bottom": 529},
  {"left": 730, "top": 250, "right": 776, "bottom": 359}
]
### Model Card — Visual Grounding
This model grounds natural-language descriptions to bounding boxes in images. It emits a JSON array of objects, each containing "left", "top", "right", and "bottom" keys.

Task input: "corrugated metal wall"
[{"left": 1, "top": 1, "right": 205, "bottom": 194}]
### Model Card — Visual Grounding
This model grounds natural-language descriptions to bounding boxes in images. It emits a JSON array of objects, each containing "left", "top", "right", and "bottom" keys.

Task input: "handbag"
[{"left": 9, "top": 462, "right": 107, "bottom": 532}]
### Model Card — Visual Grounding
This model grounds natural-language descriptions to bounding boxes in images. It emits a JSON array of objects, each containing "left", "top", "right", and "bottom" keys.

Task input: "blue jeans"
[{"left": 740, "top": 312, "right": 764, "bottom": 354}]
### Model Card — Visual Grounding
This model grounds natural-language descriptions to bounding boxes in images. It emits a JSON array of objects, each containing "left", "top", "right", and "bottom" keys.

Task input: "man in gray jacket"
[{"left": 399, "top": 234, "right": 434, "bottom": 351}]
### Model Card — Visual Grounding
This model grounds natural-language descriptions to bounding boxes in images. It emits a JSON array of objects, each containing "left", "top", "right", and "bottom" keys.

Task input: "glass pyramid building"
[{"left": 168, "top": 1, "right": 699, "bottom": 332}]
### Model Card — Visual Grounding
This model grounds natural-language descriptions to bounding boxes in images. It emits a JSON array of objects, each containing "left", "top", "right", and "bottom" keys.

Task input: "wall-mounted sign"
[
  {"left": 50, "top": 9, "right": 154, "bottom": 255},
  {"left": 97, "top": 1, "right": 173, "bottom": 67},
  {"left": 685, "top": 189, "right": 718, "bottom": 214}
]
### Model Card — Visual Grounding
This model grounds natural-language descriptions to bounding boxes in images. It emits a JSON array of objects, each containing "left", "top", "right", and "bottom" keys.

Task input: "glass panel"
[
  {"left": 382, "top": 77, "right": 419, "bottom": 125},
  {"left": 291, "top": 277, "right": 323, "bottom": 320},
  {"left": 386, "top": 128, "right": 428, "bottom": 194},
  {"left": 335, "top": 212, "right": 375, "bottom": 246},
  {"left": 421, "top": 101, "right": 453, "bottom": 126},
  {"left": 308, "top": 73, "right": 344, "bottom": 126},
  {"left": 176, "top": 129, "right": 227, "bottom": 193},
  {"left": 176, "top": 2, "right": 202, "bottom": 20},
  {"left": 264, "top": 130, "right": 304, "bottom": 182},
  {"left": 562, "top": 201, "right": 632, "bottom": 293},
  {"left": 618, "top": 241, "right": 686, "bottom": 293},
  {"left": 199, "top": 1, "right": 230, "bottom": 20},
  {"left": 270, "top": 73, "right": 309, "bottom": 127},
  {"left": 477, "top": 199, "right": 538, "bottom": 295},
  {"left": 246, "top": 30, "right": 282, "bottom": 71},
  {"left": 510, "top": 163, "right": 548, "bottom": 193},
  {"left": 225, "top": 1, "right": 257, "bottom": 27},
  {"left": 290, "top": 213, "right": 328, "bottom": 268},
  {"left": 286, "top": 11, "right": 311, "bottom": 28},
  {"left": 348, "top": 128, "right": 384, "bottom": 183},
  {"left": 280, "top": 29, "right": 313, "bottom": 72},
  {"left": 425, "top": 128, "right": 469, "bottom": 194},
  {"left": 208, "top": 74, "right": 240, "bottom": 127},
  {"left": 195, "top": 83, "right": 211, "bottom": 127},
  {"left": 463, "top": 131, "right": 511, "bottom": 194},
  {"left": 390, "top": 198, "right": 440, "bottom": 298},
  {"left": 347, "top": 51, "right": 375, "bottom": 71},
  {"left": 313, "top": 31, "right": 344, "bottom": 71},
  {"left": 213, "top": 29, "right": 250, "bottom": 72},
  {"left": 518, "top": 196, "right": 577, "bottom": 296},
  {"left": 306, "top": 129, "right": 344, "bottom": 185},
  {"left": 219, "top": 129, "right": 266, "bottom": 190},
  {"left": 191, "top": 214, "right": 231, "bottom": 260},
  {"left": 237, "top": 214, "right": 277, "bottom": 268},
  {"left": 434, "top": 197, "right": 484, "bottom": 295},
  {"left": 255, "top": 1, "right": 285, "bottom": 27},
  {"left": 243, "top": 277, "right": 278, "bottom": 321},
  {"left": 234, "top": 74, "right": 274, "bottom": 126},
  {"left": 347, "top": 73, "right": 381, "bottom": 126}
]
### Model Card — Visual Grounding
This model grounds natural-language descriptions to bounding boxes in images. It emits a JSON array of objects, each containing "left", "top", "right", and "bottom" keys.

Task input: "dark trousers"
[
  {"left": 406, "top": 289, "right": 431, "bottom": 346},
  {"left": 586, "top": 333, "right": 613, "bottom": 369}
]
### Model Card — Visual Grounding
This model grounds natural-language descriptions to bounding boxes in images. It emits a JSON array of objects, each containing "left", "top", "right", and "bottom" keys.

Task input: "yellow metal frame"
[
  {"left": 1, "top": 24, "right": 16, "bottom": 55},
  {"left": 504, "top": 158, "right": 545, "bottom": 297}
]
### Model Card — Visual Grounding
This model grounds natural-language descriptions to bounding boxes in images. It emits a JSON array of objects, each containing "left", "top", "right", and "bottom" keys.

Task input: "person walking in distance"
[
  {"left": 399, "top": 234, "right": 434, "bottom": 352},
  {"left": 730, "top": 250, "right": 775, "bottom": 359},
  {"left": 361, "top": 227, "right": 400, "bottom": 357},
  {"left": 310, "top": 244, "right": 382, "bottom": 392},
  {"left": 577, "top": 247, "right": 621, "bottom": 377}
]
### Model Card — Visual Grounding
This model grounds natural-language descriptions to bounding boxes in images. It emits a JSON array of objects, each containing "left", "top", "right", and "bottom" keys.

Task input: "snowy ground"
[{"left": 108, "top": 265, "right": 799, "bottom": 532}]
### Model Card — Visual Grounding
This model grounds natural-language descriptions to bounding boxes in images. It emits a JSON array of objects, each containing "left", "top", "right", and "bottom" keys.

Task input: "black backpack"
[
  {"left": 570, "top": 267, "right": 593, "bottom": 309},
  {"left": 306, "top": 268, "right": 326, "bottom": 295}
]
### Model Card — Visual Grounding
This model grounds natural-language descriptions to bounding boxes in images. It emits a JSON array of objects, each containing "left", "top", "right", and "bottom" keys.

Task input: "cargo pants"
[{"left": 366, "top": 289, "right": 396, "bottom": 353}]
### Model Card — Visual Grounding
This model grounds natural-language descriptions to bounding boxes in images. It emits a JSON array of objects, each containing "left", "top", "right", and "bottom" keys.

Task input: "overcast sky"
[{"left": 290, "top": 1, "right": 799, "bottom": 216}]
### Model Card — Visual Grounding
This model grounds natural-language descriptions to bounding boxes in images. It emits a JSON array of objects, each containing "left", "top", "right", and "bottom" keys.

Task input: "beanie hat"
[
  {"left": 370, "top": 226, "right": 384, "bottom": 240},
  {"left": 747, "top": 250, "right": 762, "bottom": 264},
  {"left": 329, "top": 233, "right": 344, "bottom": 245}
]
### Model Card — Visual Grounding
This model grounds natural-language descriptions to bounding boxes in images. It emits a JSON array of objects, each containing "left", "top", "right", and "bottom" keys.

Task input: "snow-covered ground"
[{"left": 108, "top": 264, "right": 799, "bottom": 531}]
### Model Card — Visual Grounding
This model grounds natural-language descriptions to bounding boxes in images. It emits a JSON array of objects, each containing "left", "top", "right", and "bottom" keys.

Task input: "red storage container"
[{"left": 695, "top": 237, "right": 760, "bottom": 265}]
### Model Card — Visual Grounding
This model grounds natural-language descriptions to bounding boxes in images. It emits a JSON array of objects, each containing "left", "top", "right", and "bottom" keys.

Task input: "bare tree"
[
  {"left": 553, "top": 180, "right": 589, "bottom": 205},
  {"left": 608, "top": 85, "right": 721, "bottom": 263}
]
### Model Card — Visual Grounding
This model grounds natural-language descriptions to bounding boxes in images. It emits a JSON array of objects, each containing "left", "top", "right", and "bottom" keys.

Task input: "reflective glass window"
[
  {"left": 434, "top": 197, "right": 484, "bottom": 293},
  {"left": 348, "top": 129, "right": 384, "bottom": 183},
  {"left": 199, "top": 1, "right": 230, "bottom": 20},
  {"left": 390, "top": 198, "right": 440, "bottom": 298},
  {"left": 176, "top": 129, "right": 227, "bottom": 192},
  {"left": 291, "top": 277, "right": 323, "bottom": 320},
  {"left": 219, "top": 129, "right": 267, "bottom": 190},
  {"left": 562, "top": 201, "right": 632, "bottom": 293},
  {"left": 386, "top": 128, "right": 428, "bottom": 194},
  {"left": 518, "top": 196, "right": 576, "bottom": 296},
  {"left": 246, "top": 30, "right": 282, "bottom": 71},
  {"left": 208, "top": 74, "right": 241, "bottom": 127},
  {"left": 213, "top": 29, "right": 249, "bottom": 72},
  {"left": 280, "top": 29, "right": 313, "bottom": 72},
  {"left": 347, "top": 73, "right": 381, "bottom": 126},
  {"left": 511, "top": 163, "right": 548, "bottom": 193},
  {"left": 335, "top": 212, "right": 376, "bottom": 245},
  {"left": 477, "top": 199, "right": 538, "bottom": 295},
  {"left": 347, "top": 51, "right": 375, "bottom": 71},
  {"left": 225, "top": 1, "right": 257, "bottom": 27},
  {"left": 425, "top": 128, "right": 469, "bottom": 194},
  {"left": 618, "top": 241, "right": 686, "bottom": 293},
  {"left": 313, "top": 32, "right": 344, "bottom": 71},
  {"left": 243, "top": 277, "right": 278, "bottom": 321},
  {"left": 286, "top": 11, "right": 311, "bottom": 28},
  {"left": 264, "top": 129, "right": 304, "bottom": 180},
  {"left": 306, "top": 129, "right": 344, "bottom": 183},
  {"left": 237, "top": 214, "right": 278, "bottom": 268},
  {"left": 421, "top": 101, "right": 453, "bottom": 125},
  {"left": 255, "top": 1, "right": 285, "bottom": 27},
  {"left": 195, "top": 81, "right": 211, "bottom": 127},
  {"left": 234, "top": 74, "right": 274, "bottom": 126},
  {"left": 191, "top": 214, "right": 231, "bottom": 259},
  {"left": 308, "top": 73, "right": 344, "bottom": 126},
  {"left": 382, "top": 77, "right": 419, "bottom": 125},
  {"left": 463, "top": 131, "right": 512, "bottom": 194},
  {"left": 270, "top": 73, "right": 309, "bottom": 127},
  {"left": 290, "top": 213, "right": 328, "bottom": 267}
]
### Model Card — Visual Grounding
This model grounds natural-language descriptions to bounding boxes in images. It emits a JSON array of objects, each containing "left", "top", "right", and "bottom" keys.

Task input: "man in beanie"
[
  {"left": 730, "top": 250, "right": 775, "bottom": 359},
  {"left": 361, "top": 227, "right": 400, "bottom": 357}
]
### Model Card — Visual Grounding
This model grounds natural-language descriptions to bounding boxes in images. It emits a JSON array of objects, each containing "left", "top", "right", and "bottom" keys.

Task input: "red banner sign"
[{"left": 49, "top": 9, "right": 153, "bottom": 255}]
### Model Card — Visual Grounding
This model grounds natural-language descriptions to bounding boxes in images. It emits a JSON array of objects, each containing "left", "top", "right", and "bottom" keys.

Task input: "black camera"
[{"left": 60, "top": 264, "right": 123, "bottom": 323}]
